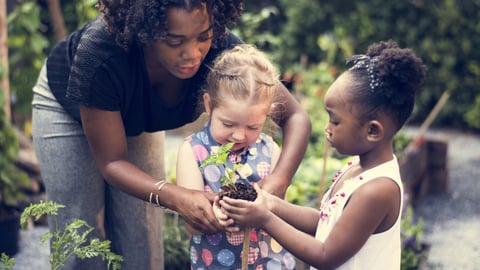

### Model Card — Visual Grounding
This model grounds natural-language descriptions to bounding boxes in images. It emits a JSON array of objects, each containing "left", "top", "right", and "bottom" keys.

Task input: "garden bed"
[{"left": 400, "top": 136, "right": 449, "bottom": 206}]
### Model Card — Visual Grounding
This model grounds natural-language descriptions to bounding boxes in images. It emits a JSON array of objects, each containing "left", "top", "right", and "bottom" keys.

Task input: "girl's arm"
[
  {"left": 259, "top": 84, "right": 311, "bottom": 198},
  {"left": 267, "top": 194, "right": 320, "bottom": 235},
  {"left": 221, "top": 178, "right": 401, "bottom": 269},
  {"left": 80, "top": 105, "right": 223, "bottom": 233},
  {"left": 176, "top": 140, "right": 207, "bottom": 235},
  {"left": 267, "top": 143, "right": 319, "bottom": 233}
]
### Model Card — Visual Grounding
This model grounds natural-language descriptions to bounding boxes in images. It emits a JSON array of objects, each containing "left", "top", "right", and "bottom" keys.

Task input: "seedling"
[
  {"left": 201, "top": 142, "right": 257, "bottom": 201},
  {"left": 20, "top": 201, "right": 123, "bottom": 270},
  {"left": 201, "top": 142, "right": 257, "bottom": 270}
]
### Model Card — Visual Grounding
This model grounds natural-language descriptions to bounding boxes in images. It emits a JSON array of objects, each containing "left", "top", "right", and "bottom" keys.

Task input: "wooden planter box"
[{"left": 399, "top": 136, "right": 449, "bottom": 206}]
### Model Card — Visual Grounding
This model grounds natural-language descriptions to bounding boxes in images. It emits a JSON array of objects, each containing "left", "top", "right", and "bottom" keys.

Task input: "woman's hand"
[{"left": 174, "top": 189, "right": 225, "bottom": 234}]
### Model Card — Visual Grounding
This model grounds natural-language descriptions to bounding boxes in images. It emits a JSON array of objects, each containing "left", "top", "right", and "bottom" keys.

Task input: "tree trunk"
[
  {"left": 0, "top": 0, "right": 10, "bottom": 120},
  {"left": 46, "top": 0, "right": 67, "bottom": 41}
]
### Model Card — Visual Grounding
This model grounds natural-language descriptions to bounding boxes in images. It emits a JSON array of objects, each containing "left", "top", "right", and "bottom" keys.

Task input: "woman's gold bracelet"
[{"left": 149, "top": 180, "right": 167, "bottom": 208}]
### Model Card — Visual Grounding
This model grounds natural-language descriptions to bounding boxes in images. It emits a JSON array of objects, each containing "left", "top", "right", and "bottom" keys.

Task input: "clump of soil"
[{"left": 219, "top": 182, "right": 257, "bottom": 201}]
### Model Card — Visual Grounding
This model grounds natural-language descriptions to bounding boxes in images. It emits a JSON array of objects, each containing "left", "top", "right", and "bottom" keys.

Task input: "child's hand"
[
  {"left": 213, "top": 196, "right": 240, "bottom": 233},
  {"left": 218, "top": 183, "right": 272, "bottom": 228}
]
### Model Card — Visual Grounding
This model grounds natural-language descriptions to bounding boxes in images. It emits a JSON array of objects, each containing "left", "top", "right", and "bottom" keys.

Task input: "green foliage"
[
  {"left": 286, "top": 156, "right": 344, "bottom": 207},
  {"left": 0, "top": 91, "right": 30, "bottom": 214},
  {"left": 401, "top": 207, "right": 428, "bottom": 270},
  {"left": 393, "top": 131, "right": 414, "bottom": 160},
  {"left": 0, "top": 253, "right": 15, "bottom": 270},
  {"left": 7, "top": 0, "right": 98, "bottom": 125},
  {"left": 275, "top": 0, "right": 330, "bottom": 67},
  {"left": 282, "top": 59, "right": 340, "bottom": 207},
  {"left": 231, "top": 6, "right": 282, "bottom": 54},
  {"left": 288, "top": 61, "right": 336, "bottom": 158},
  {"left": 20, "top": 201, "right": 123, "bottom": 270},
  {"left": 163, "top": 210, "right": 190, "bottom": 270},
  {"left": 241, "top": 0, "right": 480, "bottom": 131},
  {"left": 7, "top": 1, "right": 50, "bottom": 120},
  {"left": 62, "top": 0, "right": 99, "bottom": 32},
  {"left": 464, "top": 95, "right": 480, "bottom": 129}
]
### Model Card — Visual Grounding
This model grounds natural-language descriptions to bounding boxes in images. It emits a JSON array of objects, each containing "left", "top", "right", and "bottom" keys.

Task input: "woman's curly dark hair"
[
  {"left": 97, "top": 0, "right": 243, "bottom": 50},
  {"left": 347, "top": 40, "right": 427, "bottom": 130}
]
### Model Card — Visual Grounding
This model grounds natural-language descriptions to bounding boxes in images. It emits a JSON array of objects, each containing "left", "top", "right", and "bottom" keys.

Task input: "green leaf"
[
  {"left": 200, "top": 142, "right": 235, "bottom": 168},
  {"left": 0, "top": 252, "right": 15, "bottom": 269},
  {"left": 20, "top": 200, "right": 123, "bottom": 270}
]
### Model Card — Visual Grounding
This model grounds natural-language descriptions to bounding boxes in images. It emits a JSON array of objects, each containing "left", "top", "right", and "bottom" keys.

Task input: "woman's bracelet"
[{"left": 149, "top": 180, "right": 168, "bottom": 208}]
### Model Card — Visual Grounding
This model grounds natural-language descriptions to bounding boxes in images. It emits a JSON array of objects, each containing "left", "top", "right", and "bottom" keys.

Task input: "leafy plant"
[
  {"left": 201, "top": 142, "right": 258, "bottom": 201},
  {"left": 0, "top": 91, "right": 30, "bottom": 217},
  {"left": 200, "top": 142, "right": 239, "bottom": 187},
  {"left": 0, "top": 252, "right": 15, "bottom": 270},
  {"left": 7, "top": 1, "right": 50, "bottom": 121},
  {"left": 20, "top": 201, "right": 123, "bottom": 270},
  {"left": 163, "top": 210, "right": 190, "bottom": 270},
  {"left": 401, "top": 206, "right": 428, "bottom": 270},
  {"left": 287, "top": 156, "right": 345, "bottom": 207}
]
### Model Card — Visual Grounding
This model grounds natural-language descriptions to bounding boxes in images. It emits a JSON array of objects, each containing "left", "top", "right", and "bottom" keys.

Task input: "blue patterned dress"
[{"left": 186, "top": 122, "right": 296, "bottom": 270}]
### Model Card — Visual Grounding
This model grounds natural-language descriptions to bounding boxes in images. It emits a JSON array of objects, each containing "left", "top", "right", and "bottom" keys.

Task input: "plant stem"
[{"left": 242, "top": 227, "right": 251, "bottom": 270}]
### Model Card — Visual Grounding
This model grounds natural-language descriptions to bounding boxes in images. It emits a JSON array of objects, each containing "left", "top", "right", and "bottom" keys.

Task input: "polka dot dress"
[{"left": 187, "top": 122, "right": 295, "bottom": 269}]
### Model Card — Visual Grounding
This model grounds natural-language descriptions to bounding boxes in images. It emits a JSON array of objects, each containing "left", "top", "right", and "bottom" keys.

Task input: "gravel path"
[
  {"left": 12, "top": 226, "right": 50, "bottom": 269},
  {"left": 402, "top": 127, "right": 480, "bottom": 270},
  {"left": 12, "top": 127, "right": 480, "bottom": 269}
]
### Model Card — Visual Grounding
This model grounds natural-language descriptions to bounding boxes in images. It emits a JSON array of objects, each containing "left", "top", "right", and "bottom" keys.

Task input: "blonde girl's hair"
[{"left": 204, "top": 44, "right": 280, "bottom": 115}]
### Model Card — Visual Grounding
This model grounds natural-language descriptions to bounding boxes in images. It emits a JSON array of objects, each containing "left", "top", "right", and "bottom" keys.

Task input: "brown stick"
[
  {"left": 405, "top": 90, "right": 451, "bottom": 153},
  {"left": 0, "top": 0, "right": 10, "bottom": 120},
  {"left": 242, "top": 227, "right": 251, "bottom": 270},
  {"left": 46, "top": 0, "right": 67, "bottom": 41}
]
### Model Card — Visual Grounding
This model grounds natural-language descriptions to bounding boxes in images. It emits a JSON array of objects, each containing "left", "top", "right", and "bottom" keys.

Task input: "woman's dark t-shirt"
[{"left": 46, "top": 16, "right": 241, "bottom": 136}]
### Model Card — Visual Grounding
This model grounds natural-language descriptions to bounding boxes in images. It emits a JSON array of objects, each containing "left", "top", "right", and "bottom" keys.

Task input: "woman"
[{"left": 31, "top": 0, "right": 310, "bottom": 269}]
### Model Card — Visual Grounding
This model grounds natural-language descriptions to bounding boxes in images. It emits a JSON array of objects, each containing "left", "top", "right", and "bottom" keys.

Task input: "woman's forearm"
[{"left": 273, "top": 85, "right": 311, "bottom": 183}]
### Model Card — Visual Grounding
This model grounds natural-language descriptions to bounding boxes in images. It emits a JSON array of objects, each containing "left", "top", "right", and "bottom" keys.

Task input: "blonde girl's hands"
[
  {"left": 218, "top": 183, "right": 272, "bottom": 228},
  {"left": 213, "top": 196, "right": 240, "bottom": 233}
]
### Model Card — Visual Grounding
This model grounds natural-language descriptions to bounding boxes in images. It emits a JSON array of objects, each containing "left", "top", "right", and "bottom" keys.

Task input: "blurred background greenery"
[{"left": 3, "top": 0, "right": 480, "bottom": 133}]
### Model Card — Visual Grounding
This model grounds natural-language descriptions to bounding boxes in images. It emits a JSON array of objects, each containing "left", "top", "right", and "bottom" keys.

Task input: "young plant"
[
  {"left": 20, "top": 201, "right": 123, "bottom": 270},
  {"left": 401, "top": 206, "right": 428, "bottom": 270},
  {"left": 0, "top": 252, "right": 15, "bottom": 270},
  {"left": 201, "top": 142, "right": 257, "bottom": 270},
  {"left": 201, "top": 142, "right": 257, "bottom": 201},
  {"left": 0, "top": 91, "right": 30, "bottom": 218}
]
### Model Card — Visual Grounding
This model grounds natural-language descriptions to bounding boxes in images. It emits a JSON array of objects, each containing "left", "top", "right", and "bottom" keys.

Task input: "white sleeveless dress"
[{"left": 311, "top": 156, "right": 403, "bottom": 270}]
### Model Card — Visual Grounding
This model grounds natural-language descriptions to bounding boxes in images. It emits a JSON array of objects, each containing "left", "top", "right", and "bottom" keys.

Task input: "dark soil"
[{"left": 219, "top": 182, "right": 257, "bottom": 201}]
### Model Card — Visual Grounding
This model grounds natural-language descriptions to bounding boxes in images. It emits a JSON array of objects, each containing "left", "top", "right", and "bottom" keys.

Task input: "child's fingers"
[
  {"left": 213, "top": 196, "right": 237, "bottom": 228},
  {"left": 221, "top": 196, "right": 249, "bottom": 207},
  {"left": 213, "top": 204, "right": 228, "bottom": 223}
]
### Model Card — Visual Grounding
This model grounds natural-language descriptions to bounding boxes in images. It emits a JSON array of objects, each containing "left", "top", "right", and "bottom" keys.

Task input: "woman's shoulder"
[
  {"left": 48, "top": 16, "right": 130, "bottom": 74},
  {"left": 73, "top": 17, "right": 128, "bottom": 65}
]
